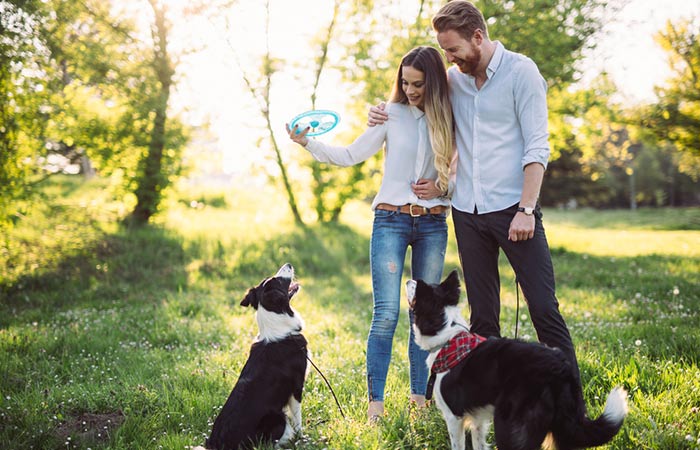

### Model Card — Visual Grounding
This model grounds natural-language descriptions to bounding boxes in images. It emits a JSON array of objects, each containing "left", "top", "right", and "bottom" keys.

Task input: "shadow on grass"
[
  {"left": 1, "top": 220, "right": 373, "bottom": 329},
  {"left": 549, "top": 245, "right": 698, "bottom": 299},
  {"left": 549, "top": 246, "right": 699, "bottom": 363},
  {"left": 0, "top": 225, "right": 189, "bottom": 328},
  {"left": 187, "top": 221, "right": 373, "bottom": 323}
]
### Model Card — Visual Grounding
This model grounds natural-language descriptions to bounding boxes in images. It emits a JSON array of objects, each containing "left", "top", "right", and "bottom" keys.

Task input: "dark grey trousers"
[{"left": 452, "top": 204, "right": 581, "bottom": 384}]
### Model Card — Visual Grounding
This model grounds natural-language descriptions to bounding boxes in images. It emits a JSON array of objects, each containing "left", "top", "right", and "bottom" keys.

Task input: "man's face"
[{"left": 437, "top": 29, "right": 481, "bottom": 76}]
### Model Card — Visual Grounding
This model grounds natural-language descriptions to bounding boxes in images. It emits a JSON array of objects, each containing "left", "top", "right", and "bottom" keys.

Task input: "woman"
[{"left": 286, "top": 46, "right": 454, "bottom": 421}]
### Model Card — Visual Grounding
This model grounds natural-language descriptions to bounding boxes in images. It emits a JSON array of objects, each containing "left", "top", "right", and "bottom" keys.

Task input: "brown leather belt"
[{"left": 376, "top": 203, "right": 448, "bottom": 217}]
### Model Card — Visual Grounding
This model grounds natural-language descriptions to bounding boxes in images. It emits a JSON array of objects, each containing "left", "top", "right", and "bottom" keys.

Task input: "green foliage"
[
  {"left": 643, "top": 16, "right": 700, "bottom": 181},
  {"left": 337, "top": 0, "right": 441, "bottom": 106},
  {"left": 1, "top": 179, "right": 699, "bottom": 449},
  {"left": 478, "top": 0, "right": 617, "bottom": 87},
  {"left": 544, "top": 74, "right": 699, "bottom": 208},
  {"left": 0, "top": 0, "right": 190, "bottom": 228},
  {"left": 0, "top": 0, "right": 52, "bottom": 225}
]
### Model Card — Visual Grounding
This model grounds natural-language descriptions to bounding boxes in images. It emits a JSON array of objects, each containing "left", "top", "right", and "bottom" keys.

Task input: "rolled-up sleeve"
[{"left": 514, "top": 58, "right": 550, "bottom": 171}]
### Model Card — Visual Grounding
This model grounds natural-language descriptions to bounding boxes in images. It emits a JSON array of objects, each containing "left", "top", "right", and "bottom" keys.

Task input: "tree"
[
  {"left": 305, "top": 0, "right": 367, "bottom": 223},
  {"left": 478, "top": 0, "right": 619, "bottom": 87},
  {"left": 0, "top": 0, "right": 191, "bottom": 227},
  {"left": 219, "top": 1, "right": 432, "bottom": 224},
  {"left": 304, "top": 0, "right": 438, "bottom": 222},
  {"left": 643, "top": 16, "right": 700, "bottom": 181},
  {"left": 309, "top": 0, "right": 441, "bottom": 218},
  {"left": 226, "top": 0, "right": 304, "bottom": 225},
  {"left": 129, "top": 0, "right": 177, "bottom": 225},
  {"left": 0, "top": 0, "right": 51, "bottom": 225}
]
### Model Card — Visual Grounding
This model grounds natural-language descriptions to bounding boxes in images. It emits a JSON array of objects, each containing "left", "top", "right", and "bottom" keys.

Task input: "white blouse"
[{"left": 303, "top": 102, "right": 451, "bottom": 211}]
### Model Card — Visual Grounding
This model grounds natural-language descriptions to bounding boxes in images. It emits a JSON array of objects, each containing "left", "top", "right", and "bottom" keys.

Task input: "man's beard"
[{"left": 456, "top": 48, "right": 481, "bottom": 75}]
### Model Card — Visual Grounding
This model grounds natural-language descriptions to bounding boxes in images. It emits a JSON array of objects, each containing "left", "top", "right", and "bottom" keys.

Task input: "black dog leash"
[
  {"left": 303, "top": 350, "right": 346, "bottom": 419},
  {"left": 514, "top": 276, "right": 520, "bottom": 340}
]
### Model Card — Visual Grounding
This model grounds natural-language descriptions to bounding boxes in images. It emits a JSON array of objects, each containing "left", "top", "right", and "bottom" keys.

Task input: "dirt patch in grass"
[{"left": 55, "top": 411, "right": 124, "bottom": 446}]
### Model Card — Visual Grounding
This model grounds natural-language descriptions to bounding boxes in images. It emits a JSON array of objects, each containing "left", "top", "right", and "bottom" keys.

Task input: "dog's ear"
[
  {"left": 405, "top": 280, "right": 417, "bottom": 308},
  {"left": 443, "top": 269, "right": 460, "bottom": 287},
  {"left": 240, "top": 287, "right": 259, "bottom": 308},
  {"left": 440, "top": 270, "right": 461, "bottom": 305},
  {"left": 240, "top": 277, "right": 271, "bottom": 308},
  {"left": 414, "top": 279, "right": 432, "bottom": 305}
]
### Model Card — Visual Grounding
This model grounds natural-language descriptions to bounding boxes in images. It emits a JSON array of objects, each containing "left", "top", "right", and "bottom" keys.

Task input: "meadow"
[{"left": 1, "top": 176, "right": 699, "bottom": 449}]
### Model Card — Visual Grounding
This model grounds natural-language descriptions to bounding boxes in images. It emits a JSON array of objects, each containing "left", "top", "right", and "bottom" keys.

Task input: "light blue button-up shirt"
[{"left": 449, "top": 41, "right": 550, "bottom": 214}]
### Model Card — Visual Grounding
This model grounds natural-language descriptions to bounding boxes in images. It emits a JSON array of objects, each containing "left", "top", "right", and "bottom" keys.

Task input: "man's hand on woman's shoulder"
[{"left": 367, "top": 102, "right": 388, "bottom": 127}]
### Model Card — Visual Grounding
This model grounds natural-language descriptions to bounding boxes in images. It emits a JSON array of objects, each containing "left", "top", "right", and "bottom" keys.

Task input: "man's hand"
[
  {"left": 411, "top": 179, "right": 442, "bottom": 200},
  {"left": 508, "top": 212, "right": 535, "bottom": 242},
  {"left": 367, "top": 102, "right": 388, "bottom": 127},
  {"left": 286, "top": 123, "right": 310, "bottom": 146}
]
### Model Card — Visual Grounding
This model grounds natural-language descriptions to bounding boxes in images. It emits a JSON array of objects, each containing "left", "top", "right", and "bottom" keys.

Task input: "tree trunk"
[{"left": 131, "top": 0, "right": 173, "bottom": 225}]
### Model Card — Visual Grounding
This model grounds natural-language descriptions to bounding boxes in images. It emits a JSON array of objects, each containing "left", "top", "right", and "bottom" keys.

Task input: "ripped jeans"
[{"left": 366, "top": 208, "right": 448, "bottom": 401}]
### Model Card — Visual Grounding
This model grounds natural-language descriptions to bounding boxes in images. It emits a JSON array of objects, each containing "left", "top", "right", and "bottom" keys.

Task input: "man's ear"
[
  {"left": 240, "top": 287, "right": 258, "bottom": 308},
  {"left": 472, "top": 28, "right": 484, "bottom": 45}
]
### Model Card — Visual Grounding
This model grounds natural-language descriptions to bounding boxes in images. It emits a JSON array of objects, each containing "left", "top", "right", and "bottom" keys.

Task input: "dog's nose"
[
  {"left": 405, "top": 280, "right": 417, "bottom": 303},
  {"left": 276, "top": 263, "right": 294, "bottom": 279}
]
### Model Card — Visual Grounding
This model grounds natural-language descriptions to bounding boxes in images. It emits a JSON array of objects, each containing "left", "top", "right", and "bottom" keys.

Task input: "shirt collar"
[
  {"left": 486, "top": 41, "right": 505, "bottom": 79},
  {"left": 409, "top": 105, "right": 425, "bottom": 119}
]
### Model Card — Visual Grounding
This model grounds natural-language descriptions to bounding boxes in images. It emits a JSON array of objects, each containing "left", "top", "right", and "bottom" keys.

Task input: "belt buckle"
[{"left": 409, "top": 204, "right": 423, "bottom": 217}]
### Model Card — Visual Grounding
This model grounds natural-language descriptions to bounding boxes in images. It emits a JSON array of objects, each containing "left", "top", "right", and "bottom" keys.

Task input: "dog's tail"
[{"left": 553, "top": 386, "right": 628, "bottom": 449}]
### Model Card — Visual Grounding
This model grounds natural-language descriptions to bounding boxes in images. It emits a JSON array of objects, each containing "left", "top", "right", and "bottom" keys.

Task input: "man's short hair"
[{"left": 432, "top": 1, "right": 488, "bottom": 40}]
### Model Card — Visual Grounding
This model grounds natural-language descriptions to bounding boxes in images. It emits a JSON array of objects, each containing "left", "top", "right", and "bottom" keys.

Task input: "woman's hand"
[
  {"left": 411, "top": 179, "right": 444, "bottom": 200},
  {"left": 286, "top": 123, "right": 310, "bottom": 146}
]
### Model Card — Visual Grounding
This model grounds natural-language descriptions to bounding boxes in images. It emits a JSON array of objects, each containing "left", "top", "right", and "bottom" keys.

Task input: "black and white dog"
[
  {"left": 406, "top": 270, "right": 628, "bottom": 450},
  {"left": 195, "top": 263, "right": 307, "bottom": 450}
]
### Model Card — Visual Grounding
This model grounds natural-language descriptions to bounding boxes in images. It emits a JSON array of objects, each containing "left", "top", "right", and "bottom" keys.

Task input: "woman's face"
[{"left": 401, "top": 65, "right": 426, "bottom": 110}]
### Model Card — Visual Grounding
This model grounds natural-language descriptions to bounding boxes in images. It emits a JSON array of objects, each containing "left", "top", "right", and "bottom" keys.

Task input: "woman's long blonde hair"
[{"left": 389, "top": 46, "right": 454, "bottom": 194}]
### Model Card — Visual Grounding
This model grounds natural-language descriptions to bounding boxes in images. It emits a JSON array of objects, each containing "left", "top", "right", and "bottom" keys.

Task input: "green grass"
[{"left": 1, "top": 175, "right": 699, "bottom": 449}]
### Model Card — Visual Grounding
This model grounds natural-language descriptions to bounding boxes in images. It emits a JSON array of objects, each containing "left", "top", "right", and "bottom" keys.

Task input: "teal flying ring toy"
[{"left": 289, "top": 109, "right": 340, "bottom": 136}]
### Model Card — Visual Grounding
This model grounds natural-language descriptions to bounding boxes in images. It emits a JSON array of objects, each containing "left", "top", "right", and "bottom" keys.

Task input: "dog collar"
[{"left": 431, "top": 330, "right": 486, "bottom": 373}]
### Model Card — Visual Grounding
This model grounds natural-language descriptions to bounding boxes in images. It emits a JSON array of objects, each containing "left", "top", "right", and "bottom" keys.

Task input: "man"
[{"left": 368, "top": 0, "right": 581, "bottom": 383}]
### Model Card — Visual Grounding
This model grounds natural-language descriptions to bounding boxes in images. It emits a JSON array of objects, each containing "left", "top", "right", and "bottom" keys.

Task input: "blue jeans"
[{"left": 366, "top": 209, "right": 448, "bottom": 401}]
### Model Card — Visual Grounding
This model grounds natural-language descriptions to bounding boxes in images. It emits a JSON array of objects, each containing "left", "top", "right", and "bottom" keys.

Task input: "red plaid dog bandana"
[{"left": 431, "top": 331, "right": 487, "bottom": 373}]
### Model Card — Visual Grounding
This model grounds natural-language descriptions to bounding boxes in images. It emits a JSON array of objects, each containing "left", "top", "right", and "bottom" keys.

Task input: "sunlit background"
[{"left": 140, "top": 0, "right": 697, "bottom": 182}]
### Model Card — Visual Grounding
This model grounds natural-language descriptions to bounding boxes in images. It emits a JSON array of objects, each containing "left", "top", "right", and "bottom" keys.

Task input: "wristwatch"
[{"left": 517, "top": 206, "right": 534, "bottom": 216}]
